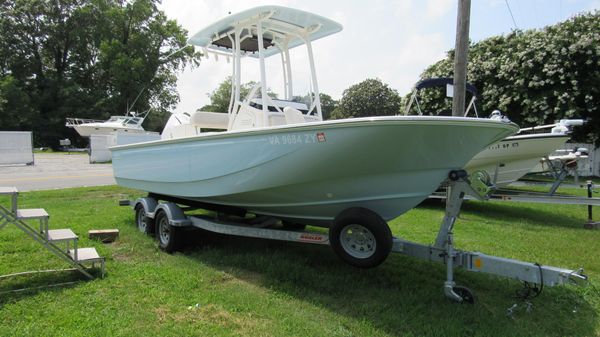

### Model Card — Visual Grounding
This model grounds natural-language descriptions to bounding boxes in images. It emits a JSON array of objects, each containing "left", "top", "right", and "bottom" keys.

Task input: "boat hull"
[
  {"left": 74, "top": 125, "right": 148, "bottom": 137},
  {"left": 111, "top": 117, "right": 517, "bottom": 224},
  {"left": 465, "top": 133, "right": 569, "bottom": 187}
]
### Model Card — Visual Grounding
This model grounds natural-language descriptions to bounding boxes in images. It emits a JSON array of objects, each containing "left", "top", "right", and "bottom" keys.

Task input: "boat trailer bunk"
[
  {"left": 431, "top": 180, "right": 600, "bottom": 228},
  {"left": 121, "top": 170, "right": 587, "bottom": 303}
]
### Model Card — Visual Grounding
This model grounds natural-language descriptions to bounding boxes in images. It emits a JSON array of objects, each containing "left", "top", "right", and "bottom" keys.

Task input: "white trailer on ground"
[{"left": 121, "top": 170, "right": 587, "bottom": 303}]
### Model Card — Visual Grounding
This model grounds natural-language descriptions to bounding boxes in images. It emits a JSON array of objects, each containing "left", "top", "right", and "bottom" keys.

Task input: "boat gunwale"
[
  {"left": 504, "top": 133, "right": 571, "bottom": 141},
  {"left": 110, "top": 116, "right": 518, "bottom": 151}
]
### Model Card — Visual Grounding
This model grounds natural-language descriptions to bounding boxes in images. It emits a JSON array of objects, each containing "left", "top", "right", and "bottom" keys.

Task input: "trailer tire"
[
  {"left": 155, "top": 210, "right": 183, "bottom": 253},
  {"left": 329, "top": 208, "right": 392, "bottom": 268},
  {"left": 135, "top": 205, "right": 155, "bottom": 235}
]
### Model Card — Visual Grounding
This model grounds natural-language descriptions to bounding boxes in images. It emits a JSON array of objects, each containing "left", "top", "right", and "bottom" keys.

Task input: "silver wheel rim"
[
  {"left": 159, "top": 217, "right": 170, "bottom": 244},
  {"left": 136, "top": 208, "right": 147, "bottom": 233},
  {"left": 340, "top": 224, "right": 376, "bottom": 259}
]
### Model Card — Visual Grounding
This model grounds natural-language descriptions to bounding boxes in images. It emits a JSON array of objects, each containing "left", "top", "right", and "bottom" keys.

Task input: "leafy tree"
[
  {"left": 331, "top": 78, "right": 402, "bottom": 119},
  {"left": 318, "top": 93, "right": 338, "bottom": 120},
  {"left": 0, "top": 0, "right": 199, "bottom": 146},
  {"left": 409, "top": 11, "right": 600, "bottom": 145}
]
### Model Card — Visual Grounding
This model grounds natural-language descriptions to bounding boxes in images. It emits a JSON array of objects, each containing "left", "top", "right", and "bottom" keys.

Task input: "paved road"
[{"left": 0, "top": 153, "right": 115, "bottom": 191}]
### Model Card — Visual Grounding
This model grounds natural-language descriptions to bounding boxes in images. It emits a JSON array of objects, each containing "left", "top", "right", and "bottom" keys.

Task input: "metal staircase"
[{"left": 0, "top": 187, "right": 104, "bottom": 289}]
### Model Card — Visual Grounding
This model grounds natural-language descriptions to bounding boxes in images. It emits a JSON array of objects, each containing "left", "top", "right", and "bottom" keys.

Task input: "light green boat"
[{"left": 111, "top": 6, "right": 519, "bottom": 226}]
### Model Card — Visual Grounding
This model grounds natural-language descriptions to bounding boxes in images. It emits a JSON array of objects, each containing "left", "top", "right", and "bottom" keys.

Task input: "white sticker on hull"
[
  {"left": 268, "top": 133, "right": 322, "bottom": 145},
  {"left": 488, "top": 141, "right": 519, "bottom": 151}
]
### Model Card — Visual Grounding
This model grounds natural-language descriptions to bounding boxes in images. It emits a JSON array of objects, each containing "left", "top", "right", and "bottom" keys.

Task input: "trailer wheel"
[
  {"left": 329, "top": 208, "right": 392, "bottom": 268},
  {"left": 155, "top": 211, "right": 183, "bottom": 253},
  {"left": 135, "top": 205, "right": 154, "bottom": 235},
  {"left": 453, "top": 286, "right": 475, "bottom": 304}
]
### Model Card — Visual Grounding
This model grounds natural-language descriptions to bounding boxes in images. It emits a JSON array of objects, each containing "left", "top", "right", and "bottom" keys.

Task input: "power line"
[{"left": 504, "top": 0, "right": 518, "bottom": 30}]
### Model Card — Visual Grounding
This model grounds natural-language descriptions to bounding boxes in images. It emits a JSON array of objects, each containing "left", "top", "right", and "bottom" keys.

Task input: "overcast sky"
[{"left": 158, "top": 0, "right": 599, "bottom": 114}]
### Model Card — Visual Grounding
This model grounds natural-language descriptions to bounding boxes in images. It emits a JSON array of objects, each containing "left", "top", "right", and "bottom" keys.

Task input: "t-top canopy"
[
  {"left": 415, "top": 78, "right": 478, "bottom": 98},
  {"left": 187, "top": 5, "right": 343, "bottom": 58}
]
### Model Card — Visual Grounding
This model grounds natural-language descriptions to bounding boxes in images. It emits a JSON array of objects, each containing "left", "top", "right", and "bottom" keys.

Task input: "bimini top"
[
  {"left": 187, "top": 5, "right": 343, "bottom": 58},
  {"left": 415, "top": 78, "right": 478, "bottom": 98}
]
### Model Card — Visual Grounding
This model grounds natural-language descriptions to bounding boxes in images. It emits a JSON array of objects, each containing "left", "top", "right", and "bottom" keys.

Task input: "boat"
[
  {"left": 405, "top": 77, "right": 583, "bottom": 187},
  {"left": 531, "top": 147, "right": 589, "bottom": 174},
  {"left": 66, "top": 110, "right": 150, "bottom": 137},
  {"left": 110, "top": 6, "right": 518, "bottom": 226}
]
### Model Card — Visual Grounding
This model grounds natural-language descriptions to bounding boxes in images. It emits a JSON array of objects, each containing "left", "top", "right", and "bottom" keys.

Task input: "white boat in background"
[
  {"left": 466, "top": 129, "right": 570, "bottom": 186},
  {"left": 111, "top": 6, "right": 516, "bottom": 227},
  {"left": 405, "top": 77, "right": 584, "bottom": 187},
  {"left": 66, "top": 110, "right": 150, "bottom": 137}
]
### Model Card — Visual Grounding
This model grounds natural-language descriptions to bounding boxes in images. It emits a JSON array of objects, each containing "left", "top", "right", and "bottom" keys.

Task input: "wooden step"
[
  {"left": 69, "top": 248, "right": 102, "bottom": 263},
  {"left": 47, "top": 229, "right": 78, "bottom": 242},
  {"left": 16, "top": 208, "right": 49, "bottom": 220}
]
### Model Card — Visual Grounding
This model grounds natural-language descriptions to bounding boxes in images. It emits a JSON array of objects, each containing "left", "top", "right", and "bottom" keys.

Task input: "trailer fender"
[
  {"left": 134, "top": 197, "right": 158, "bottom": 219},
  {"left": 154, "top": 202, "right": 191, "bottom": 227}
]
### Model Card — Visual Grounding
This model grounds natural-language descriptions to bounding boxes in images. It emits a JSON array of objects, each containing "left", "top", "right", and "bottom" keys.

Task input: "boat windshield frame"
[{"left": 404, "top": 77, "right": 479, "bottom": 117}]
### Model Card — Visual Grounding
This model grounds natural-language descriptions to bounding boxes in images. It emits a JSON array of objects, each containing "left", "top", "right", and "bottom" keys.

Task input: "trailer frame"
[{"left": 122, "top": 171, "right": 587, "bottom": 302}]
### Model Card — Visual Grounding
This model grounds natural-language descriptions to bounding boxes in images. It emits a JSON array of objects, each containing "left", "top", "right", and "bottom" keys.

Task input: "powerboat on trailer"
[
  {"left": 110, "top": 6, "right": 517, "bottom": 267},
  {"left": 112, "top": 6, "right": 516, "bottom": 221},
  {"left": 466, "top": 121, "right": 577, "bottom": 186},
  {"left": 66, "top": 110, "right": 151, "bottom": 137},
  {"left": 405, "top": 77, "right": 584, "bottom": 187}
]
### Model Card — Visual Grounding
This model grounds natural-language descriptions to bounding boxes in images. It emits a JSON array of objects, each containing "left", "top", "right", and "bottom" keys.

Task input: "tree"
[
  {"left": 410, "top": 11, "right": 600, "bottom": 145},
  {"left": 0, "top": 0, "right": 199, "bottom": 146},
  {"left": 291, "top": 92, "right": 338, "bottom": 120},
  {"left": 331, "top": 78, "right": 402, "bottom": 119},
  {"left": 199, "top": 76, "right": 276, "bottom": 113}
]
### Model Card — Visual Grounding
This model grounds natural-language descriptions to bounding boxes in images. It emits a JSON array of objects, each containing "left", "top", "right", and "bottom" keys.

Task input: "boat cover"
[{"left": 415, "top": 78, "right": 478, "bottom": 97}]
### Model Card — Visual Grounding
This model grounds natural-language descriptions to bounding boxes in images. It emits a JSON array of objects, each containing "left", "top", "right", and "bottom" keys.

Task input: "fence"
[
  {"left": 0, "top": 131, "right": 34, "bottom": 165},
  {"left": 89, "top": 132, "right": 160, "bottom": 163}
]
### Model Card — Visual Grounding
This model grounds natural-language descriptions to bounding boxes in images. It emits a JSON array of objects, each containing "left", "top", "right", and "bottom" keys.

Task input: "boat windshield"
[{"left": 126, "top": 118, "right": 141, "bottom": 125}]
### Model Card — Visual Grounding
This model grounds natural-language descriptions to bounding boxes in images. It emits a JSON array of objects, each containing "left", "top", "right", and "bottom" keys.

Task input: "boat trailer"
[
  {"left": 431, "top": 180, "right": 600, "bottom": 228},
  {"left": 121, "top": 170, "right": 587, "bottom": 303}
]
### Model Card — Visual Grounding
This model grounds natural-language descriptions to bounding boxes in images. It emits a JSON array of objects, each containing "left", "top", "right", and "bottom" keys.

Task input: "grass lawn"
[{"left": 1, "top": 185, "right": 599, "bottom": 336}]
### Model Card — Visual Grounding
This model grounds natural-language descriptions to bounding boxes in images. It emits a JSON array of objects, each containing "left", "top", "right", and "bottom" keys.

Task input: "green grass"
[{"left": 1, "top": 185, "right": 600, "bottom": 336}]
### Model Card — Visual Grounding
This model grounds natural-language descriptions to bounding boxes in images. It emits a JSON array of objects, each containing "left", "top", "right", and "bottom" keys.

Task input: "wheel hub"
[
  {"left": 340, "top": 224, "right": 376, "bottom": 259},
  {"left": 137, "top": 209, "right": 147, "bottom": 232},
  {"left": 159, "top": 217, "right": 170, "bottom": 243}
]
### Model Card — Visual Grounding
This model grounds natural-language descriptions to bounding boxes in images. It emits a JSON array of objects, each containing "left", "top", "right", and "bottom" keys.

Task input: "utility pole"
[{"left": 452, "top": 0, "right": 471, "bottom": 117}]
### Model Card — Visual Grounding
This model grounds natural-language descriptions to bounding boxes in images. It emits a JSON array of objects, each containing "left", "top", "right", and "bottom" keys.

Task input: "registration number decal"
[
  {"left": 488, "top": 142, "right": 519, "bottom": 150},
  {"left": 268, "top": 132, "right": 326, "bottom": 145}
]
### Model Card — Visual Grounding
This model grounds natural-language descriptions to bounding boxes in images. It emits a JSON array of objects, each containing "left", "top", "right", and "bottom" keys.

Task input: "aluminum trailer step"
[{"left": 0, "top": 186, "right": 106, "bottom": 289}]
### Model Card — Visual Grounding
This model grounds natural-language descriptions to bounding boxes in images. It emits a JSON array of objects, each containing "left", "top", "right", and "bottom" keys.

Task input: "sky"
[{"left": 158, "top": 0, "right": 599, "bottom": 114}]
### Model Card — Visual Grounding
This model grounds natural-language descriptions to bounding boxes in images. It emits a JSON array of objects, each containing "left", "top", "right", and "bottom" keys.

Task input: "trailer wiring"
[{"left": 516, "top": 263, "right": 544, "bottom": 300}]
